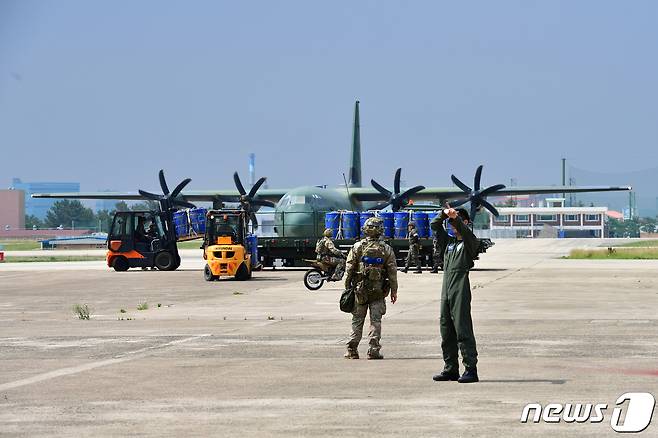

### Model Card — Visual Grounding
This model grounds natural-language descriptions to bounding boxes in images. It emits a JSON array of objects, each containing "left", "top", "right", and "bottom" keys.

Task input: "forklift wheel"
[
  {"left": 112, "top": 256, "right": 129, "bottom": 272},
  {"left": 204, "top": 264, "right": 217, "bottom": 281},
  {"left": 154, "top": 251, "right": 175, "bottom": 271},
  {"left": 235, "top": 263, "right": 251, "bottom": 281}
]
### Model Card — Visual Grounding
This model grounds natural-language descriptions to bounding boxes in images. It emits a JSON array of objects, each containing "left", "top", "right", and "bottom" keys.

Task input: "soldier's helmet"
[
  {"left": 408, "top": 221, "right": 416, "bottom": 229},
  {"left": 362, "top": 217, "right": 384, "bottom": 237},
  {"left": 323, "top": 228, "right": 334, "bottom": 238}
]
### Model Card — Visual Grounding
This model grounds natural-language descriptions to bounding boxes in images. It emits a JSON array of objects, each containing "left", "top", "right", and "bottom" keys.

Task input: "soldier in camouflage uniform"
[
  {"left": 316, "top": 228, "right": 346, "bottom": 280},
  {"left": 403, "top": 222, "right": 422, "bottom": 274},
  {"left": 343, "top": 217, "right": 398, "bottom": 360},
  {"left": 430, "top": 233, "right": 444, "bottom": 273},
  {"left": 430, "top": 208, "right": 480, "bottom": 383}
]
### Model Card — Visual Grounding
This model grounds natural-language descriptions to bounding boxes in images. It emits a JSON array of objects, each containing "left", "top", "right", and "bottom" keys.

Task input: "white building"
[{"left": 489, "top": 198, "right": 607, "bottom": 238}]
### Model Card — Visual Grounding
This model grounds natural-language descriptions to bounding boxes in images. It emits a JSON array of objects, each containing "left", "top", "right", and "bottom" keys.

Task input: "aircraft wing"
[
  {"left": 31, "top": 188, "right": 290, "bottom": 204},
  {"left": 349, "top": 185, "right": 632, "bottom": 202}
]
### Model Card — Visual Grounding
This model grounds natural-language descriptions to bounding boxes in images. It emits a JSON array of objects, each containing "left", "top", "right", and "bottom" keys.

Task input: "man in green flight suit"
[
  {"left": 343, "top": 217, "right": 399, "bottom": 360},
  {"left": 402, "top": 222, "right": 422, "bottom": 274},
  {"left": 430, "top": 207, "right": 480, "bottom": 383}
]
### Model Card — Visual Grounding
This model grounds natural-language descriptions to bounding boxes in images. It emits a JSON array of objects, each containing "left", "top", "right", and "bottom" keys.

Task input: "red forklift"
[
  {"left": 106, "top": 170, "right": 194, "bottom": 272},
  {"left": 107, "top": 209, "right": 181, "bottom": 271}
]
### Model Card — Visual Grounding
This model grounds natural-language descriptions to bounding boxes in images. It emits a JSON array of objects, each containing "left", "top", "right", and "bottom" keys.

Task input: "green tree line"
[{"left": 25, "top": 200, "right": 158, "bottom": 232}]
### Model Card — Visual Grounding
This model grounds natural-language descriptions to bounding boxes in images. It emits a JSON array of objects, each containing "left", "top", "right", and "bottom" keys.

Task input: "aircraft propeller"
[
  {"left": 138, "top": 169, "right": 196, "bottom": 211},
  {"left": 450, "top": 165, "right": 506, "bottom": 220},
  {"left": 229, "top": 172, "right": 276, "bottom": 229},
  {"left": 370, "top": 168, "right": 426, "bottom": 212}
]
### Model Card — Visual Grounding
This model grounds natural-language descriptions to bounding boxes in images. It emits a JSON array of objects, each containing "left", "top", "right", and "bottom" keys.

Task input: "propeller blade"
[
  {"left": 138, "top": 190, "right": 162, "bottom": 201},
  {"left": 474, "top": 165, "right": 483, "bottom": 191},
  {"left": 480, "top": 199, "right": 500, "bottom": 217},
  {"left": 173, "top": 199, "right": 197, "bottom": 209},
  {"left": 170, "top": 178, "right": 191, "bottom": 198},
  {"left": 399, "top": 185, "right": 425, "bottom": 200},
  {"left": 250, "top": 212, "right": 259, "bottom": 229},
  {"left": 479, "top": 183, "right": 506, "bottom": 197},
  {"left": 394, "top": 168, "right": 402, "bottom": 195},
  {"left": 451, "top": 175, "right": 472, "bottom": 193},
  {"left": 470, "top": 204, "right": 478, "bottom": 224},
  {"left": 248, "top": 177, "right": 267, "bottom": 198},
  {"left": 251, "top": 199, "right": 276, "bottom": 208},
  {"left": 233, "top": 172, "right": 246, "bottom": 195},
  {"left": 158, "top": 170, "right": 170, "bottom": 195},
  {"left": 370, "top": 179, "right": 392, "bottom": 197},
  {"left": 450, "top": 198, "right": 469, "bottom": 207}
]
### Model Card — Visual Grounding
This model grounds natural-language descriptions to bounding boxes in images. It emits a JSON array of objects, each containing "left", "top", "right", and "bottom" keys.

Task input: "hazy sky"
[{"left": 1, "top": 0, "right": 657, "bottom": 195}]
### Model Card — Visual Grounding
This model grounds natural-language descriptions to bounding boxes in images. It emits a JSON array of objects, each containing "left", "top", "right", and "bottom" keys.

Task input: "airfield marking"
[{"left": 0, "top": 334, "right": 210, "bottom": 392}]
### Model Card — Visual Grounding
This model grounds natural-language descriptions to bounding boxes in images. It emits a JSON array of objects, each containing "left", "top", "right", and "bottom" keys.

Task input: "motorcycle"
[{"left": 303, "top": 259, "right": 345, "bottom": 291}]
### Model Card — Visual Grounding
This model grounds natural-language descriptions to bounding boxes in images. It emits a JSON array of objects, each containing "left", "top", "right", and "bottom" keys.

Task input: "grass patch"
[
  {"left": 616, "top": 240, "right": 658, "bottom": 248},
  {"left": 137, "top": 302, "right": 149, "bottom": 311},
  {"left": 0, "top": 240, "right": 41, "bottom": 251},
  {"left": 3, "top": 256, "right": 105, "bottom": 263},
  {"left": 177, "top": 240, "right": 205, "bottom": 249},
  {"left": 72, "top": 304, "right": 91, "bottom": 320},
  {"left": 567, "top": 248, "right": 658, "bottom": 260}
]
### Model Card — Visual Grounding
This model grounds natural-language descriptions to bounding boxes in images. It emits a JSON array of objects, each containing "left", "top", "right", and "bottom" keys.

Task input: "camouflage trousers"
[
  {"left": 322, "top": 256, "right": 345, "bottom": 280},
  {"left": 347, "top": 298, "right": 386, "bottom": 353},
  {"left": 405, "top": 243, "right": 422, "bottom": 270},
  {"left": 432, "top": 240, "right": 444, "bottom": 270}
]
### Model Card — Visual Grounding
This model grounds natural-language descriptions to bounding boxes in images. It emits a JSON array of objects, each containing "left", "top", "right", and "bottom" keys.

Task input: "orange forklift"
[
  {"left": 106, "top": 170, "right": 195, "bottom": 272},
  {"left": 107, "top": 209, "right": 181, "bottom": 271}
]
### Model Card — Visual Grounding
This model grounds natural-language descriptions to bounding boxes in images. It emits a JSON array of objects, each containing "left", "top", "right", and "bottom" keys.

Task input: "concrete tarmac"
[{"left": 0, "top": 239, "right": 657, "bottom": 437}]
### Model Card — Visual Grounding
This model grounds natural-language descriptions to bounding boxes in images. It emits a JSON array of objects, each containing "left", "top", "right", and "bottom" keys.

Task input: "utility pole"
[{"left": 561, "top": 158, "right": 566, "bottom": 201}]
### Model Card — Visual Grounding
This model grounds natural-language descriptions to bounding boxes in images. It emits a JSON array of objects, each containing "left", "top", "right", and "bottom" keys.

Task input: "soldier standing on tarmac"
[
  {"left": 343, "top": 217, "right": 398, "bottom": 360},
  {"left": 430, "top": 232, "right": 444, "bottom": 273},
  {"left": 402, "top": 222, "right": 422, "bottom": 274},
  {"left": 430, "top": 207, "right": 480, "bottom": 383}
]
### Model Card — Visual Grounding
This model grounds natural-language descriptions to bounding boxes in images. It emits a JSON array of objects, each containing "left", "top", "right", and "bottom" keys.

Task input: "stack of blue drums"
[
  {"left": 358, "top": 211, "right": 375, "bottom": 233},
  {"left": 173, "top": 211, "right": 189, "bottom": 238},
  {"left": 411, "top": 211, "right": 430, "bottom": 238},
  {"left": 188, "top": 208, "right": 207, "bottom": 234},
  {"left": 394, "top": 211, "right": 410, "bottom": 238},
  {"left": 378, "top": 212, "right": 395, "bottom": 238},
  {"left": 427, "top": 211, "right": 440, "bottom": 237},
  {"left": 325, "top": 212, "right": 341, "bottom": 238},
  {"left": 246, "top": 234, "right": 259, "bottom": 268},
  {"left": 341, "top": 211, "right": 360, "bottom": 239}
]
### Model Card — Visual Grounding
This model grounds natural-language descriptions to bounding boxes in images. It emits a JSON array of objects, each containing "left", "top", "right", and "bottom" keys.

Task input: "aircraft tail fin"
[{"left": 348, "top": 100, "right": 362, "bottom": 187}]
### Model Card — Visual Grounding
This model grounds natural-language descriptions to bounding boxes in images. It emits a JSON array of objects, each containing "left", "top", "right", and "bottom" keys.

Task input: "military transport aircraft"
[{"left": 33, "top": 101, "right": 631, "bottom": 237}]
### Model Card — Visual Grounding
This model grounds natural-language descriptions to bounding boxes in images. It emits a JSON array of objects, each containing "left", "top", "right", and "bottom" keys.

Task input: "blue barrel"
[
  {"left": 173, "top": 211, "right": 188, "bottom": 237},
  {"left": 341, "top": 211, "right": 360, "bottom": 239},
  {"left": 246, "top": 234, "right": 259, "bottom": 268},
  {"left": 324, "top": 212, "right": 341, "bottom": 238},
  {"left": 394, "top": 211, "right": 410, "bottom": 239},
  {"left": 188, "top": 208, "right": 207, "bottom": 234},
  {"left": 412, "top": 211, "right": 430, "bottom": 238},
  {"left": 378, "top": 212, "right": 395, "bottom": 238},
  {"left": 359, "top": 211, "right": 375, "bottom": 231},
  {"left": 427, "top": 211, "right": 440, "bottom": 237}
]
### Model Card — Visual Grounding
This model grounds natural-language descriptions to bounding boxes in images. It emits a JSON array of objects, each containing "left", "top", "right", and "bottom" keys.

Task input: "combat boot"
[
  {"left": 344, "top": 348, "right": 359, "bottom": 359},
  {"left": 413, "top": 269, "right": 422, "bottom": 274},
  {"left": 429, "top": 268, "right": 439, "bottom": 273},
  {"left": 458, "top": 368, "right": 479, "bottom": 383},
  {"left": 432, "top": 370, "right": 460, "bottom": 381},
  {"left": 367, "top": 349, "right": 383, "bottom": 360}
]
